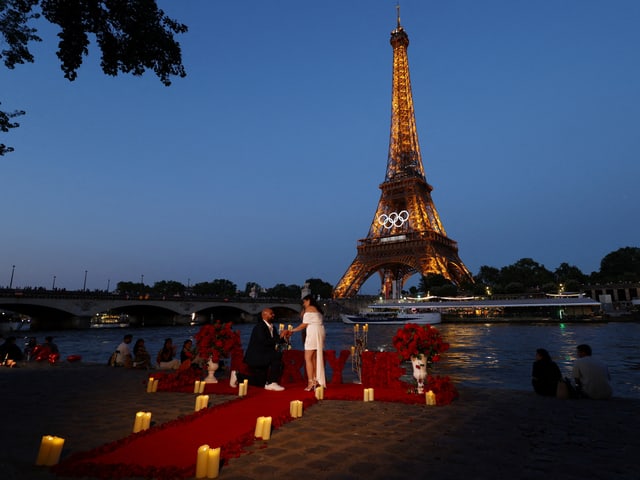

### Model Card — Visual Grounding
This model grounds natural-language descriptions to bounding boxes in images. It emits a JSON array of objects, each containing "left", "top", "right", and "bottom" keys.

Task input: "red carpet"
[
  {"left": 52, "top": 382, "right": 426, "bottom": 479},
  {"left": 52, "top": 350, "right": 457, "bottom": 479}
]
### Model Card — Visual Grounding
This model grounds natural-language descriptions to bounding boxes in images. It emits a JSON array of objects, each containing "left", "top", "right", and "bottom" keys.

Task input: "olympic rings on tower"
[{"left": 377, "top": 210, "right": 409, "bottom": 229}]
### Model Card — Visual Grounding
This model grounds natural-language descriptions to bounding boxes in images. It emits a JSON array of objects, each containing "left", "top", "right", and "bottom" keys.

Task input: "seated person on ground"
[
  {"left": 114, "top": 334, "right": 133, "bottom": 368},
  {"left": 573, "top": 344, "right": 612, "bottom": 399},
  {"left": 157, "top": 338, "right": 181, "bottom": 370}
]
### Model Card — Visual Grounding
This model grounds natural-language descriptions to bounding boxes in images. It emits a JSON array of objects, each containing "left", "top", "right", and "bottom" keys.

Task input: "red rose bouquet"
[
  {"left": 195, "top": 321, "right": 241, "bottom": 362},
  {"left": 391, "top": 323, "right": 449, "bottom": 363}
]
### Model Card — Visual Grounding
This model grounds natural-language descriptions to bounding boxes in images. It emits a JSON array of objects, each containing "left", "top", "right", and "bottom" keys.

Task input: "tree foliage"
[
  {"left": 599, "top": 247, "right": 640, "bottom": 282},
  {"left": 304, "top": 277, "right": 334, "bottom": 299},
  {"left": 1, "top": 0, "right": 187, "bottom": 155},
  {"left": 191, "top": 279, "right": 237, "bottom": 298}
]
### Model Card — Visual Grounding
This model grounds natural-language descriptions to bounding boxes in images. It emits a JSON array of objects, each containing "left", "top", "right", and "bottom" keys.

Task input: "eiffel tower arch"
[{"left": 333, "top": 11, "right": 473, "bottom": 299}]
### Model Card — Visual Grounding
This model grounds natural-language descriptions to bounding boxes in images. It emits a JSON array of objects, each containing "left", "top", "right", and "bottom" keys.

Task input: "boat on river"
[
  {"left": 90, "top": 313, "right": 130, "bottom": 328},
  {"left": 0, "top": 311, "right": 31, "bottom": 332},
  {"left": 341, "top": 303, "right": 441, "bottom": 325}
]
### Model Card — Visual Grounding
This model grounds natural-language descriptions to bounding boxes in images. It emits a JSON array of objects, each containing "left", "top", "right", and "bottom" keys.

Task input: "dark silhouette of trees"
[
  {"left": 598, "top": 247, "right": 640, "bottom": 282},
  {"left": 1, "top": 0, "right": 187, "bottom": 155}
]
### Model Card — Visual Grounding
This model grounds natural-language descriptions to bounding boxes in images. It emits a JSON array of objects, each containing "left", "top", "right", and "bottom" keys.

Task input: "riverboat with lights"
[{"left": 341, "top": 303, "right": 441, "bottom": 325}]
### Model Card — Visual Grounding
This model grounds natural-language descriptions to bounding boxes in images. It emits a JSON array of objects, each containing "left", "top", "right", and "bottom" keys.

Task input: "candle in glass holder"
[
  {"left": 194, "top": 380, "right": 202, "bottom": 394},
  {"left": 279, "top": 323, "right": 284, "bottom": 332},
  {"left": 426, "top": 390, "right": 436, "bottom": 406},
  {"left": 146, "top": 377, "right": 154, "bottom": 392}
]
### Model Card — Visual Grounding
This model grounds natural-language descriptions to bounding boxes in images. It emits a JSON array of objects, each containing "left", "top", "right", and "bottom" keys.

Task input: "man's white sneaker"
[
  {"left": 229, "top": 370, "right": 238, "bottom": 388},
  {"left": 264, "top": 382, "right": 285, "bottom": 391}
]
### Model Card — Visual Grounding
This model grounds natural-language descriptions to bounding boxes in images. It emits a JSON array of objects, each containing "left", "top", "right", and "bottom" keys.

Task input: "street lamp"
[
  {"left": 9, "top": 265, "right": 15, "bottom": 289},
  {"left": 83, "top": 270, "right": 88, "bottom": 291}
]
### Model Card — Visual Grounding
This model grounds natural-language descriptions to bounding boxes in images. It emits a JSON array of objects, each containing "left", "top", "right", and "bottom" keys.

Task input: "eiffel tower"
[{"left": 333, "top": 11, "right": 473, "bottom": 299}]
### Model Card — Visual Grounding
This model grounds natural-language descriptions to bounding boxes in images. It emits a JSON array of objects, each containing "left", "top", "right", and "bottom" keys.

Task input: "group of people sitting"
[
  {"left": 531, "top": 344, "right": 612, "bottom": 399},
  {"left": 109, "top": 293, "right": 328, "bottom": 395},
  {"left": 111, "top": 335, "right": 193, "bottom": 370},
  {"left": 0, "top": 335, "right": 59, "bottom": 367}
]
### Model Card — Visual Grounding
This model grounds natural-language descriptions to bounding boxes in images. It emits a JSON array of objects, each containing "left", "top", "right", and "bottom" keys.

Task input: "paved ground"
[{"left": 1, "top": 363, "right": 638, "bottom": 479}]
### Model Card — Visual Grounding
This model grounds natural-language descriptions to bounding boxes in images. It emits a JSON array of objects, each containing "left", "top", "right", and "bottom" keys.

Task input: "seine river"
[{"left": 17, "top": 321, "right": 640, "bottom": 399}]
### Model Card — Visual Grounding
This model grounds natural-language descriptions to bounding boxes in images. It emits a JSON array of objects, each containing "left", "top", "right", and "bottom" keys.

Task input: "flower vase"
[
  {"left": 411, "top": 354, "right": 428, "bottom": 394},
  {"left": 205, "top": 358, "right": 219, "bottom": 383}
]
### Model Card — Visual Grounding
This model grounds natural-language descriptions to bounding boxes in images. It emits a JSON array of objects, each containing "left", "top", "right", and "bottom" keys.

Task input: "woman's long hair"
[{"left": 302, "top": 294, "right": 323, "bottom": 315}]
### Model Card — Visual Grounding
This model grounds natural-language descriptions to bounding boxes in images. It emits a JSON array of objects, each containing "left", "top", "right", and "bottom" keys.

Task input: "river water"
[{"left": 15, "top": 321, "right": 640, "bottom": 399}]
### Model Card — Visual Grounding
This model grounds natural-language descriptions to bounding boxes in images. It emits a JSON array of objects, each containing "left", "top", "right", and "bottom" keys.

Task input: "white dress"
[{"left": 303, "top": 311, "right": 326, "bottom": 387}]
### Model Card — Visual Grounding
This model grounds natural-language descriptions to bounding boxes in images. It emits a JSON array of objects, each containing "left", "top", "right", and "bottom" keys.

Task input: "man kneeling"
[{"left": 231, "top": 308, "right": 287, "bottom": 391}]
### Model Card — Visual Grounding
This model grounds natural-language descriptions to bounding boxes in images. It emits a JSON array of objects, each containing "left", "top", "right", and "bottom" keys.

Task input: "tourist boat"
[
  {"left": 341, "top": 303, "right": 441, "bottom": 325},
  {"left": 0, "top": 311, "right": 31, "bottom": 332},
  {"left": 90, "top": 313, "right": 130, "bottom": 328}
]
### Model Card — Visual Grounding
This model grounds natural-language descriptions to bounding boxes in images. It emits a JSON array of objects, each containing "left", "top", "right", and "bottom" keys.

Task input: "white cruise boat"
[{"left": 341, "top": 303, "right": 441, "bottom": 325}]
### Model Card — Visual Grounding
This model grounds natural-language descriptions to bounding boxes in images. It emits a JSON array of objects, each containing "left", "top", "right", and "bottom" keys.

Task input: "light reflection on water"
[{"left": 19, "top": 321, "right": 640, "bottom": 399}]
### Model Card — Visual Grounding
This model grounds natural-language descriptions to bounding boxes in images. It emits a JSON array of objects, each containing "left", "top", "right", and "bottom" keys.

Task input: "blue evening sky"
[{"left": 2, "top": 1, "right": 639, "bottom": 294}]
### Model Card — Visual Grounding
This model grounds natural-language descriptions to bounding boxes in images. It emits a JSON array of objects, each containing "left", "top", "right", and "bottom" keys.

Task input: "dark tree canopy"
[
  {"left": 599, "top": 247, "right": 640, "bottom": 282},
  {"left": 1, "top": 0, "right": 187, "bottom": 154}
]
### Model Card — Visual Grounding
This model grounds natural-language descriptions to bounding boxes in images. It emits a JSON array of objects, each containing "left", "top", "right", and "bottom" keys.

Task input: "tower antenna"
[{"left": 396, "top": 3, "right": 401, "bottom": 29}]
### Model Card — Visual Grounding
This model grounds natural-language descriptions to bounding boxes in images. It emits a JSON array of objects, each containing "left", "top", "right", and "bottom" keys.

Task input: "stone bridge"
[{"left": 0, "top": 291, "right": 306, "bottom": 330}]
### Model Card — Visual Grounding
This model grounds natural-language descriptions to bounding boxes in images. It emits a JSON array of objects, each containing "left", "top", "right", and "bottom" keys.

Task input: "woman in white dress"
[{"left": 289, "top": 294, "right": 326, "bottom": 390}]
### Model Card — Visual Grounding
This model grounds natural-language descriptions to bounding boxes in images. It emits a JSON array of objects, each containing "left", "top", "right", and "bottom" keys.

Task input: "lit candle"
[
  {"left": 363, "top": 323, "right": 368, "bottom": 332},
  {"left": 363, "top": 388, "right": 368, "bottom": 401},
  {"left": 36, "top": 435, "right": 65, "bottom": 466},
  {"left": 47, "top": 436, "right": 65, "bottom": 465},
  {"left": 350, "top": 345, "right": 356, "bottom": 355},
  {"left": 290, "top": 400, "right": 302, "bottom": 417},
  {"left": 279, "top": 323, "right": 284, "bottom": 332},
  {"left": 142, "top": 412, "right": 152, "bottom": 430},
  {"left": 426, "top": 390, "right": 436, "bottom": 406},
  {"left": 195, "top": 444, "right": 209, "bottom": 479},
  {"left": 288, "top": 324, "right": 293, "bottom": 331},
  {"left": 152, "top": 378, "right": 159, "bottom": 392},
  {"left": 194, "top": 380, "right": 201, "bottom": 394},
  {"left": 146, "top": 377, "right": 154, "bottom": 392},
  {"left": 36, "top": 435, "right": 54, "bottom": 466},
  {"left": 315, "top": 385, "right": 324, "bottom": 400},
  {"left": 261, "top": 416, "right": 272, "bottom": 440},
  {"left": 199, "top": 381, "right": 206, "bottom": 394},
  {"left": 133, "top": 411, "right": 145, "bottom": 433},
  {"left": 354, "top": 324, "right": 359, "bottom": 332},
  {"left": 364, "top": 388, "right": 374, "bottom": 402},
  {"left": 254, "top": 417, "right": 265, "bottom": 438},
  {"left": 206, "top": 447, "right": 221, "bottom": 478}
]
